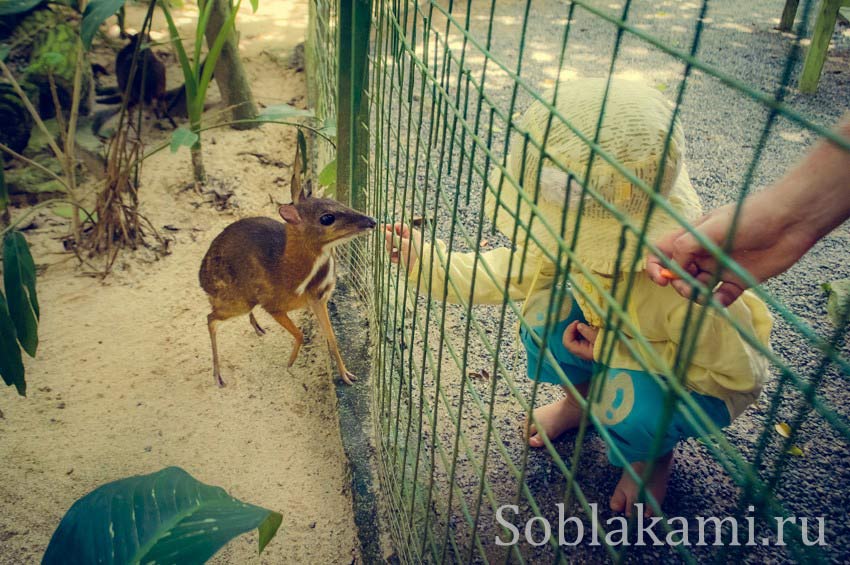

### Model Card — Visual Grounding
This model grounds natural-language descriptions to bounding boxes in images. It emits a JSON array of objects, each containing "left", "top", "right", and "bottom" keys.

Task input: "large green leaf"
[
  {"left": 0, "top": 0, "right": 45, "bottom": 16},
  {"left": 42, "top": 466, "right": 283, "bottom": 564},
  {"left": 0, "top": 289, "right": 25, "bottom": 396},
  {"left": 3, "top": 232, "right": 38, "bottom": 357},
  {"left": 81, "top": 0, "right": 128, "bottom": 49}
]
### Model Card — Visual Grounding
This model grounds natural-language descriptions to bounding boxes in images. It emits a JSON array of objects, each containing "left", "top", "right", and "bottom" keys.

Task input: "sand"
[{"left": 0, "top": 1, "right": 359, "bottom": 563}]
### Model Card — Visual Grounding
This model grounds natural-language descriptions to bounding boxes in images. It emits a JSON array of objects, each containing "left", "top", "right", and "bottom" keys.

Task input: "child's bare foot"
[
  {"left": 610, "top": 451, "right": 674, "bottom": 517},
  {"left": 526, "top": 383, "right": 588, "bottom": 448}
]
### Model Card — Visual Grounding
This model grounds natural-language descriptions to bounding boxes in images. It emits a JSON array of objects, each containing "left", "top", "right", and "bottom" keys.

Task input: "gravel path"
[{"left": 372, "top": 0, "right": 850, "bottom": 563}]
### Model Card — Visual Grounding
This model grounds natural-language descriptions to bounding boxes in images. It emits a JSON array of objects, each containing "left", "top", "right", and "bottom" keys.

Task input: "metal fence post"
[{"left": 337, "top": 0, "right": 372, "bottom": 212}]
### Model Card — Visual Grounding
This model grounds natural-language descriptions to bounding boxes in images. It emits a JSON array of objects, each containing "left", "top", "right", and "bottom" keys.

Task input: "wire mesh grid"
[
  {"left": 307, "top": 0, "right": 339, "bottom": 176},
  {"left": 310, "top": 0, "right": 850, "bottom": 562}
]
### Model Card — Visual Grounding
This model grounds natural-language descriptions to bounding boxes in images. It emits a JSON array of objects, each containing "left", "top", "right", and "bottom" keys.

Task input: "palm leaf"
[{"left": 42, "top": 466, "right": 283, "bottom": 564}]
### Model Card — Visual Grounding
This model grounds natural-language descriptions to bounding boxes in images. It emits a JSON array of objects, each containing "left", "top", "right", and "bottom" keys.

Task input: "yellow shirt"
[{"left": 409, "top": 239, "right": 772, "bottom": 419}]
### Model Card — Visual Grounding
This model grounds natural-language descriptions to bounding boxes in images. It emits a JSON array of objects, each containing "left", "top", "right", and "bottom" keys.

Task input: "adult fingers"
[
  {"left": 713, "top": 281, "right": 745, "bottom": 308},
  {"left": 646, "top": 226, "right": 683, "bottom": 285},
  {"left": 670, "top": 270, "right": 714, "bottom": 302},
  {"left": 668, "top": 207, "right": 732, "bottom": 269},
  {"left": 646, "top": 254, "right": 670, "bottom": 286}
]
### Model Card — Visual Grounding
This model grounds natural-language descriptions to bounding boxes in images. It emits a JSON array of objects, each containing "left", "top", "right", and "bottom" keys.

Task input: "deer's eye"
[{"left": 319, "top": 214, "right": 336, "bottom": 226}]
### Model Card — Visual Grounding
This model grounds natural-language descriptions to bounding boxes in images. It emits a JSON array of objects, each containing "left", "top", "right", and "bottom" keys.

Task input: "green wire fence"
[{"left": 308, "top": 0, "right": 850, "bottom": 562}]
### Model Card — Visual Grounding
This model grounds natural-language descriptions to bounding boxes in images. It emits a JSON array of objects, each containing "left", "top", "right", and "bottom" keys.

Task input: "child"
[{"left": 384, "top": 78, "right": 772, "bottom": 517}]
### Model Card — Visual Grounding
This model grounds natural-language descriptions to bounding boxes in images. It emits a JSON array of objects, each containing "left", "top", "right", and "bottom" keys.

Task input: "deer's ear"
[
  {"left": 278, "top": 204, "right": 302, "bottom": 224},
  {"left": 290, "top": 142, "right": 304, "bottom": 203}
]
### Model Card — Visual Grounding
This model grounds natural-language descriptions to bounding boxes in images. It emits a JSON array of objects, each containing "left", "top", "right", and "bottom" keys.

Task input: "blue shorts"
[{"left": 519, "top": 290, "right": 731, "bottom": 465}]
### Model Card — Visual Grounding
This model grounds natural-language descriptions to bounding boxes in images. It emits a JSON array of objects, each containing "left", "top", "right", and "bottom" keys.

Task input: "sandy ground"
[
  {"left": 370, "top": 0, "right": 850, "bottom": 562},
  {"left": 0, "top": 1, "right": 360, "bottom": 563}
]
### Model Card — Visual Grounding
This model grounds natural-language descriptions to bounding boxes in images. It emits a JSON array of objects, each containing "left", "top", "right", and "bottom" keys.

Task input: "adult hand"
[
  {"left": 563, "top": 321, "right": 599, "bottom": 361},
  {"left": 646, "top": 192, "right": 817, "bottom": 307},
  {"left": 647, "top": 116, "right": 850, "bottom": 307}
]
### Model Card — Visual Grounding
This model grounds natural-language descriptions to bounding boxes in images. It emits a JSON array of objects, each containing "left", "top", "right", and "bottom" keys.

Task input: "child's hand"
[
  {"left": 383, "top": 222, "right": 420, "bottom": 274},
  {"left": 562, "top": 321, "right": 599, "bottom": 361}
]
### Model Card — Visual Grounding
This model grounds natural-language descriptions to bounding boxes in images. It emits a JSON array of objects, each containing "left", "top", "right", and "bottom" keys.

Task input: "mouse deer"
[{"left": 198, "top": 154, "right": 376, "bottom": 386}]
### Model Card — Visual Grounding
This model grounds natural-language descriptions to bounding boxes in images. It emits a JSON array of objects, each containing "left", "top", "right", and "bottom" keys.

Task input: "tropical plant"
[
  {"left": 42, "top": 466, "right": 282, "bottom": 564},
  {"left": 0, "top": 164, "right": 9, "bottom": 227},
  {"left": 0, "top": 0, "right": 64, "bottom": 16},
  {"left": 0, "top": 37, "right": 89, "bottom": 244},
  {"left": 0, "top": 227, "right": 39, "bottom": 397},
  {"left": 160, "top": 0, "right": 255, "bottom": 185}
]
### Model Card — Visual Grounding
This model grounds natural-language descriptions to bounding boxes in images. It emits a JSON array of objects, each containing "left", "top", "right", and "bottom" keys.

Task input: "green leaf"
[
  {"left": 0, "top": 0, "right": 45, "bottom": 16},
  {"left": 81, "top": 0, "right": 128, "bottom": 49},
  {"left": 250, "top": 0, "right": 259, "bottom": 12},
  {"left": 0, "top": 45, "right": 10, "bottom": 62},
  {"left": 0, "top": 289, "right": 25, "bottom": 396},
  {"left": 3, "top": 232, "right": 38, "bottom": 357},
  {"left": 318, "top": 158, "right": 337, "bottom": 187},
  {"left": 822, "top": 279, "right": 850, "bottom": 325},
  {"left": 51, "top": 205, "right": 97, "bottom": 224},
  {"left": 160, "top": 3, "right": 198, "bottom": 101},
  {"left": 256, "top": 104, "right": 314, "bottom": 121},
  {"left": 319, "top": 116, "right": 337, "bottom": 139},
  {"left": 39, "top": 52, "right": 66, "bottom": 70},
  {"left": 198, "top": 0, "right": 243, "bottom": 103},
  {"left": 195, "top": 0, "right": 217, "bottom": 64},
  {"left": 171, "top": 127, "right": 199, "bottom": 153},
  {"left": 42, "top": 467, "right": 283, "bottom": 564}
]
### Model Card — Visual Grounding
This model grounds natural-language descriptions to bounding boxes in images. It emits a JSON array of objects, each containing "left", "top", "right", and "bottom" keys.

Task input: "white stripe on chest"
[
  {"left": 295, "top": 249, "right": 330, "bottom": 296},
  {"left": 316, "top": 256, "right": 336, "bottom": 301}
]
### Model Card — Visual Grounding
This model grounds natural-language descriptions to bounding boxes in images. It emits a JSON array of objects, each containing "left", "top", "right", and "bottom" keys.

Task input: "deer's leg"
[
  {"left": 249, "top": 311, "right": 266, "bottom": 336},
  {"left": 309, "top": 299, "right": 355, "bottom": 385},
  {"left": 207, "top": 312, "right": 225, "bottom": 387},
  {"left": 267, "top": 310, "right": 303, "bottom": 367}
]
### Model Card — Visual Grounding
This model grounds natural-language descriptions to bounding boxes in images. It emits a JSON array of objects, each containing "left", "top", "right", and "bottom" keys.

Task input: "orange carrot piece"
[{"left": 659, "top": 268, "right": 680, "bottom": 281}]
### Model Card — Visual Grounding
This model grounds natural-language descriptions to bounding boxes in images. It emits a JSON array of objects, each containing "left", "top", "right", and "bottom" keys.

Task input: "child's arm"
[{"left": 384, "top": 223, "right": 539, "bottom": 305}]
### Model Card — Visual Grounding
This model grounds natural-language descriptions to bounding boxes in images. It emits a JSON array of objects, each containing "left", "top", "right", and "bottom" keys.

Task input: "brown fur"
[{"left": 199, "top": 196, "right": 376, "bottom": 387}]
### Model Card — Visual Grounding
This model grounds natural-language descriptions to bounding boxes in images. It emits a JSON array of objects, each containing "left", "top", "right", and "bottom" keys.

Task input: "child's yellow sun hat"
[{"left": 485, "top": 77, "right": 703, "bottom": 276}]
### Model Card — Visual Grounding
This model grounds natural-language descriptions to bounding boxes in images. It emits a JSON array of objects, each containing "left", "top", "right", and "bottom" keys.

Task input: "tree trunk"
[{"left": 204, "top": 0, "right": 259, "bottom": 130}]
